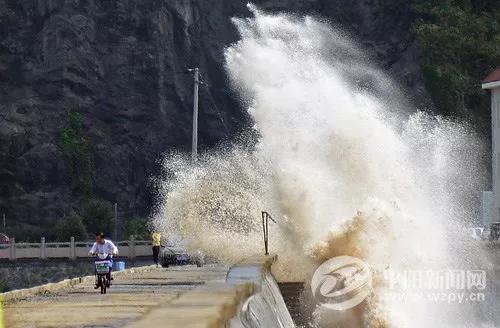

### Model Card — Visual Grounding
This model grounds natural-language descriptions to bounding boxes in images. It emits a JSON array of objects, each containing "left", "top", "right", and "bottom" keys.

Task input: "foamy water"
[{"left": 153, "top": 4, "right": 495, "bottom": 327}]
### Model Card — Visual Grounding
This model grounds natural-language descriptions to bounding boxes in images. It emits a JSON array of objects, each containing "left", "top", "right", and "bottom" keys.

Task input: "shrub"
[
  {"left": 123, "top": 218, "right": 149, "bottom": 240},
  {"left": 0, "top": 282, "right": 10, "bottom": 293},
  {"left": 82, "top": 198, "right": 115, "bottom": 236},
  {"left": 53, "top": 214, "right": 88, "bottom": 242},
  {"left": 5, "top": 225, "right": 44, "bottom": 242},
  {"left": 412, "top": 0, "right": 500, "bottom": 128}
]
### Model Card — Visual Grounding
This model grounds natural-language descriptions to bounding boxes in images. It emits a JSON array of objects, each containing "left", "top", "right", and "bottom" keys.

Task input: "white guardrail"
[{"left": 0, "top": 237, "right": 153, "bottom": 260}]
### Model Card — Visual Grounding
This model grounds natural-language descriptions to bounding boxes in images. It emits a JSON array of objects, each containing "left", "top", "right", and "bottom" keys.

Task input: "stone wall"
[{"left": 0, "top": 259, "right": 151, "bottom": 291}]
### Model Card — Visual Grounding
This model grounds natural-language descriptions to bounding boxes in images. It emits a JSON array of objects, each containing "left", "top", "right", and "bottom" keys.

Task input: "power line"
[
  {"left": 174, "top": 68, "right": 230, "bottom": 138},
  {"left": 197, "top": 74, "right": 229, "bottom": 136}
]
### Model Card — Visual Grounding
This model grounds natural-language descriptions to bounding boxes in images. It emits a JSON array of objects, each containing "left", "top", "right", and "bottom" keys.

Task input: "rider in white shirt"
[
  {"left": 89, "top": 233, "right": 118, "bottom": 256},
  {"left": 89, "top": 233, "right": 118, "bottom": 288}
]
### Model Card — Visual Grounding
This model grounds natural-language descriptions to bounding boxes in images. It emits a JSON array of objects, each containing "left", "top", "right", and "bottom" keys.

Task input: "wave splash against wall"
[{"left": 154, "top": 5, "right": 491, "bottom": 327}]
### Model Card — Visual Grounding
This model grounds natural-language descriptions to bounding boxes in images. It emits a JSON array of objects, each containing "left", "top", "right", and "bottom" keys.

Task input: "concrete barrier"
[
  {"left": 123, "top": 255, "right": 294, "bottom": 328},
  {"left": 2, "top": 255, "right": 295, "bottom": 328},
  {"left": 226, "top": 255, "right": 295, "bottom": 328},
  {"left": 0, "top": 238, "right": 154, "bottom": 260},
  {"left": 126, "top": 282, "right": 255, "bottom": 328}
]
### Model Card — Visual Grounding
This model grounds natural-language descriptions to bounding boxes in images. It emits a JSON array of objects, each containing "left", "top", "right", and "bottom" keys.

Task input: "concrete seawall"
[
  {"left": 0, "top": 258, "right": 153, "bottom": 291},
  {"left": 1, "top": 264, "right": 159, "bottom": 303},
  {"left": 1, "top": 256, "right": 295, "bottom": 328},
  {"left": 126, "top": 255, "right": 294, "bottom": 328},
  {"left": 226, "top": 255, "right": 296, "bottom": 328}
]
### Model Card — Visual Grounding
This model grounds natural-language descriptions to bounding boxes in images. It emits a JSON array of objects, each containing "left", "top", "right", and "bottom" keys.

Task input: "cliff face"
[{"left": 0, "top": 0, "right": 425, "bottom": 231}]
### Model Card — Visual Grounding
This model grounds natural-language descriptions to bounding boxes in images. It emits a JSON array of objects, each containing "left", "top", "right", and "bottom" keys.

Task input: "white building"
[{"left": 482, "top": 68, "right": 500, "bottom": 226}]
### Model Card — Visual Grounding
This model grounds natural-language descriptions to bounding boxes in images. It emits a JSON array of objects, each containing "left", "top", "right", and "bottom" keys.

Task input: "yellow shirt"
[{"left": 152, "top": 232, "right": 161, "bottom": 247}]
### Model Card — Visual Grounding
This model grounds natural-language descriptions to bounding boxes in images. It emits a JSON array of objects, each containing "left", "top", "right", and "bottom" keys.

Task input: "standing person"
[
  {"left": 151, "top": 231, "right": 161, "bottom": 267},
  {"left": 89, "top": 232, "right": 118, "bottom": 288}
]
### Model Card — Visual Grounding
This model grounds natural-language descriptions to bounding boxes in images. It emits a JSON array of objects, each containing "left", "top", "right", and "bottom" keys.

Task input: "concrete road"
[{"left": 4, "top": 264, "right": 228, "bottom": 328}]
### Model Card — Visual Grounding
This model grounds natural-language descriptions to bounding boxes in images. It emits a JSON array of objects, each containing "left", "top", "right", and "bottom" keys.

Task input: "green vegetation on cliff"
[
  {"left": 59, "top": 111, "right": 95, "bottom": 197},
  {"left": 412, "top": 0, "right": 500, "bottom": 126},
  {"left": 57, "top": 112, "right": 142, "bottom": 241}
]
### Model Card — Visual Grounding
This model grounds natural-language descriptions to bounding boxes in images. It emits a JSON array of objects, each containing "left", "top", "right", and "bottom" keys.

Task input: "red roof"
[{"left": 483, "top": 68, "right": 500, "bottom": 84}]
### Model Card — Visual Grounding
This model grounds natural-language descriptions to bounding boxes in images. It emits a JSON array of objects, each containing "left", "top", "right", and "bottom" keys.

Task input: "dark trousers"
[{"left": 152, "top": 246, "right": 160, "bottom": 264}]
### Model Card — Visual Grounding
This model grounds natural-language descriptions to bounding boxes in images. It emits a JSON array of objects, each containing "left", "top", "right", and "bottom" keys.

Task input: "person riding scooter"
[{"left": 89, "top": 232, "right": 118, "bottom": 289}]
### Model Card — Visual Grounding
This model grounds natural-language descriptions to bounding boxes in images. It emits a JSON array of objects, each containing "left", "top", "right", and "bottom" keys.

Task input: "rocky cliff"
[{"left": 0, "top": 0, "right": 426, "bottom": 234}]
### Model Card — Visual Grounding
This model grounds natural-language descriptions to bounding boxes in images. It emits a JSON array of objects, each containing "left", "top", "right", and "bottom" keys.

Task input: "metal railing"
[
  {"left": 261, "top": 211, "right": 276, "bottom": 256},
  {"left": 0, "top": 237, "right": 153, "bottom": 260}
]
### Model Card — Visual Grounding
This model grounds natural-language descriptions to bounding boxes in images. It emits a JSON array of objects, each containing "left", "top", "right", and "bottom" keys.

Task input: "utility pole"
[
  {"left": 2, "top": 213, "right": 5, "bottom": 231},
  {"left": 188, "top": 67, "right": 199, "bottom": 160},
  {"left": 114, "top": 203, "right": 118, "bottom": 241}
]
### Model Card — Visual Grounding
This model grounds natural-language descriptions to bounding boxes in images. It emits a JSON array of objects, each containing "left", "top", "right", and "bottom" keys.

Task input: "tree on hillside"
[
  {"left": 412, "top": 0, "right": 500, "bottom": 128},
  {"left": 82, "top": 198, "right": 115, "bottom": 236},
  {"left": 53, "top": 214, "right": 88, "bottom": 241},
  {"left": 122, "top": 217, "right": 149, "bottom": 240},
  {"left": 59, "top": 110, "right": 95, "bottom": 197}
]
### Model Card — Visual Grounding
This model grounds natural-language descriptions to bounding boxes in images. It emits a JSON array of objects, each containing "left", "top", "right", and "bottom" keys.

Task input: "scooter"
[{"left": 94, "top": 253, "right": 112, "bottom": 294}]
